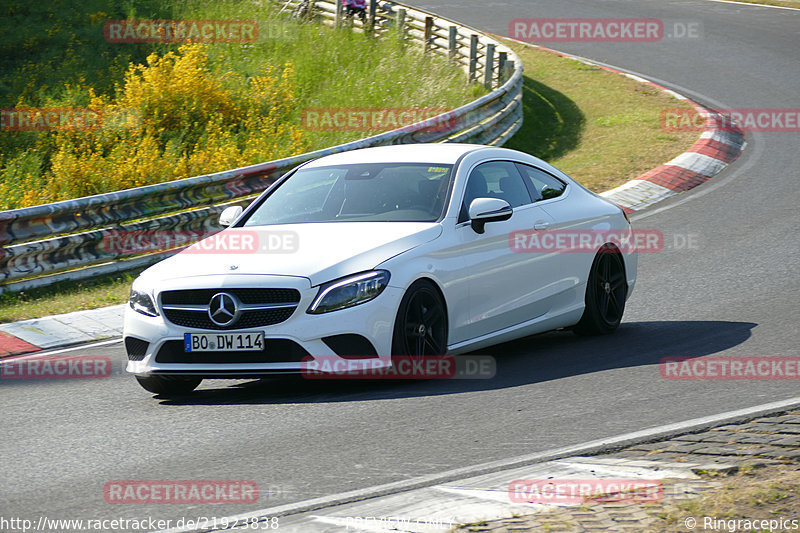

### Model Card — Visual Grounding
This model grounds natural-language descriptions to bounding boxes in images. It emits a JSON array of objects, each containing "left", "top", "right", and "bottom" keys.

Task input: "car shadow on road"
[{"left": 155, "top": 319, "right": 757, "bottom": 406}]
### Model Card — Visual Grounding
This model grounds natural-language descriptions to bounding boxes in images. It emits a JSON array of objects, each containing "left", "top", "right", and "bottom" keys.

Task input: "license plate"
[{"left": 184, "top": 332, "right": 264, "bottom": 352}]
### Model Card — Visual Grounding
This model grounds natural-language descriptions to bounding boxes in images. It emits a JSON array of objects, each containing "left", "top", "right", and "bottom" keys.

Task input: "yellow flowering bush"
[
  {"left": 117, "top": 44, "right": 241, "bottom": 137},
  {"left": 0, "top": 44, "right": 307, "bottom": 209}
]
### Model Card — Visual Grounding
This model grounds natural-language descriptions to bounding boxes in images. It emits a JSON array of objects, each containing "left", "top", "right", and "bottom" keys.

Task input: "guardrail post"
[
  {"left": 335, "top": 0, "right": 343, "bottom": 28},
  {"left": 505, "top": 59, "right": 515, "bottom": 83},
  {"left": 424, "top": 16, "right": 434, "bottom": 53},
  {"left": 448, "top": 26, "right": 457, "bottom": 60},
  {"left": 469, "top": 34, "right": 478, "bottom": 82},
  {"left": 368, "top": 0, "right": 377, "bottom": 33},
  {"left": 397, "top": 8, "right": 406, "bottom": 42},
  {"left": 498, "top": 51, "right": 507, "bottom": 83},
  {"left": 484, "top": 43, "right": 495, "bottom": 89}
]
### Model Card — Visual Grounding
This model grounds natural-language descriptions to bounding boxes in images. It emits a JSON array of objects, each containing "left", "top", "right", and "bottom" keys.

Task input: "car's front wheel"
[
  {"left": 391, "top": 280, "right": 448, "bottom": 357},
  {"left": 574, "top": 245, "right": 628, "bottom": 335},
  {"left": 135, "top": 375, "right": 203, "bottom": 396}
]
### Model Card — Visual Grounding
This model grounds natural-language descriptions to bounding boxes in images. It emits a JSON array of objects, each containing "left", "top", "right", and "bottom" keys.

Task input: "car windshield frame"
[{"left": 241, "top": 162, "right": 455, "bottom": 226}]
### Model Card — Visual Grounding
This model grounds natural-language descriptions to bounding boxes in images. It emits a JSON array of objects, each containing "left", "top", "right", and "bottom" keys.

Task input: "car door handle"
[{"left": 533, "top": 221, "right": 550, "bottom": 231}]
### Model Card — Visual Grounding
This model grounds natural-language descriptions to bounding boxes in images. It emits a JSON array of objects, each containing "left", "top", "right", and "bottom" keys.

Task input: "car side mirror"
[
  {"left": 468, "top": 198, "right": 512, "bottom": 234},
  {"left": 218, "top": 206, "right": 243, "bottom": 227}
]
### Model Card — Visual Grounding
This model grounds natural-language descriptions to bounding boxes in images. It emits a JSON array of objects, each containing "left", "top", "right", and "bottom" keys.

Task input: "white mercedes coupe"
[{"left": 124, "top": 144, "right": 637, "bottom": 395}]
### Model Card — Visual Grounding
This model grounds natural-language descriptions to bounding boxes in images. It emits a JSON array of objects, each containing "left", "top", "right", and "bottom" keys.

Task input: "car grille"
[
  {"left": 154, "top": 339, "right": 310, "bottom": 364},
  {"left": 161, "top": 288, "right": 300, "bottom": 306},
  {"left": 160, "top": 288, "right": 301, "bottom": 330}
]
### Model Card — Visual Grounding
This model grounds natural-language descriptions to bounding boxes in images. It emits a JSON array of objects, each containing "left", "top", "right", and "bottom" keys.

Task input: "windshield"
[{"left": 243, "top": 163, "right": 453, "bottom": 225}]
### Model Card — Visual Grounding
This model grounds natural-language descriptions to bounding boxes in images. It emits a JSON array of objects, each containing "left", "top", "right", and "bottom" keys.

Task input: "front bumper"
[{"left": 123, "top": 274, "right": 402, "bottom": 377}]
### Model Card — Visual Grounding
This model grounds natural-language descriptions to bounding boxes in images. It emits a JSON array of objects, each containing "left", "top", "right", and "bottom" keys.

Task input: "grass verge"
[
  {"left": 0, "top": 269, "right": 144, "bottom": 323},
  {"left": 647, "top": 463, "right": 800, "bottom": 532},
  {"left": 501, "top": 39, "right": 698, "bottom": 192}
]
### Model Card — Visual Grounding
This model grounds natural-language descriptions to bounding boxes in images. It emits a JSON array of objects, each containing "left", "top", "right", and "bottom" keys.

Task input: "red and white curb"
[
  {"left": 601, "top": 107, "right": 745, "bottom": 213},
  {"left": 500, "top": 37, "right": 746, "bottom": 214},
  {"left": 0, "top": 305, "right": 124, "bottom": 357}
]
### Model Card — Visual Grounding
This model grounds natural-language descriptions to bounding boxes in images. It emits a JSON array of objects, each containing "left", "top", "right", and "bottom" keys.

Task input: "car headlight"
[
  {"left": 129, "top": 281, "right": 159, "bottom": 317},
  {"left": 307, "top": 270, "right": 390, "bottom": 314}
]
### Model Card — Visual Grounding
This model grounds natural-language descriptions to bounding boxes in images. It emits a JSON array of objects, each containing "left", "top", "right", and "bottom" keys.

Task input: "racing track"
[{"left": 2, "top": 0, "right": 798, "bottom": 529}]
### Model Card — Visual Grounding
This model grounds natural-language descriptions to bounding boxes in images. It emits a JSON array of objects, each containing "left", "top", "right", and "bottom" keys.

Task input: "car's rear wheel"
[
  {"left": 391, "top": 280, "right": 447, "bottom": 357},
  {"left": 574, "top": 245, "right": 628, "bottom": 336},
  {"left": 135, "top": 375, "right": 202, "bottom": 396}
]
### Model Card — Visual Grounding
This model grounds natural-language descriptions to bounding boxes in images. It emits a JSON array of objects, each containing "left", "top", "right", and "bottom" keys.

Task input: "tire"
[
  {"left": 391, "top": 280, "right": 448, "bottom": 357},
  {"left": 574, "top": 246, "right": 628, "bottom": 336},
  {"left": 135, "top": 375, "right": 202, "bottom": 396}
]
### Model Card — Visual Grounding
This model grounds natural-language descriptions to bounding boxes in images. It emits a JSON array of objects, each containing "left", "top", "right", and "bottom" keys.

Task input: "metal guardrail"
[{"left": 0, "top": 0, "right": 523, "bottom": 293}]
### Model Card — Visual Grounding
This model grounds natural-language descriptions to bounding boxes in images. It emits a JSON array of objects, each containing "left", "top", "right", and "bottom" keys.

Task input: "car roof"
[{"left": 302, "top": 143, "right": 490, "bottom": 167}]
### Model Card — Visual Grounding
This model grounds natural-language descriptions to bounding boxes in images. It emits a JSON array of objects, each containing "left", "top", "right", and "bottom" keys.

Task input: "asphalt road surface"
[{"left": 2, "top": 0, "right": 798, "bottom": 529}]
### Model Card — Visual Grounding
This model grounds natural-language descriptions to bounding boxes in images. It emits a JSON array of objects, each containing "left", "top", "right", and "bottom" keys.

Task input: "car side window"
[
  {"left": 460, "top": 161, "right": 532, "bottom": 219},
  {"left": 515, "top": 163, "right": 567, "bottom": 202}
]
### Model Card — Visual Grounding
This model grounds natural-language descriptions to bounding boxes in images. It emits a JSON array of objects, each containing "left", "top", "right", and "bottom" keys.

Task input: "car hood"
[{"left": 140, "top": 222, "right": 442, "bottom": 287}]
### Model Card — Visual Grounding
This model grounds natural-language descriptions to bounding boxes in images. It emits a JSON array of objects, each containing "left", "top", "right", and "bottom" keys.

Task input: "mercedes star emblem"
[{"left": 208, "top": 292, "right": 240, "bottom": 327}]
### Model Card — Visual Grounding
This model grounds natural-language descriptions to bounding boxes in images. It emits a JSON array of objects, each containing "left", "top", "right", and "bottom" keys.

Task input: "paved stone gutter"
[{"left": 455, "top": 412, "right": 800, "bottom": 532}]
